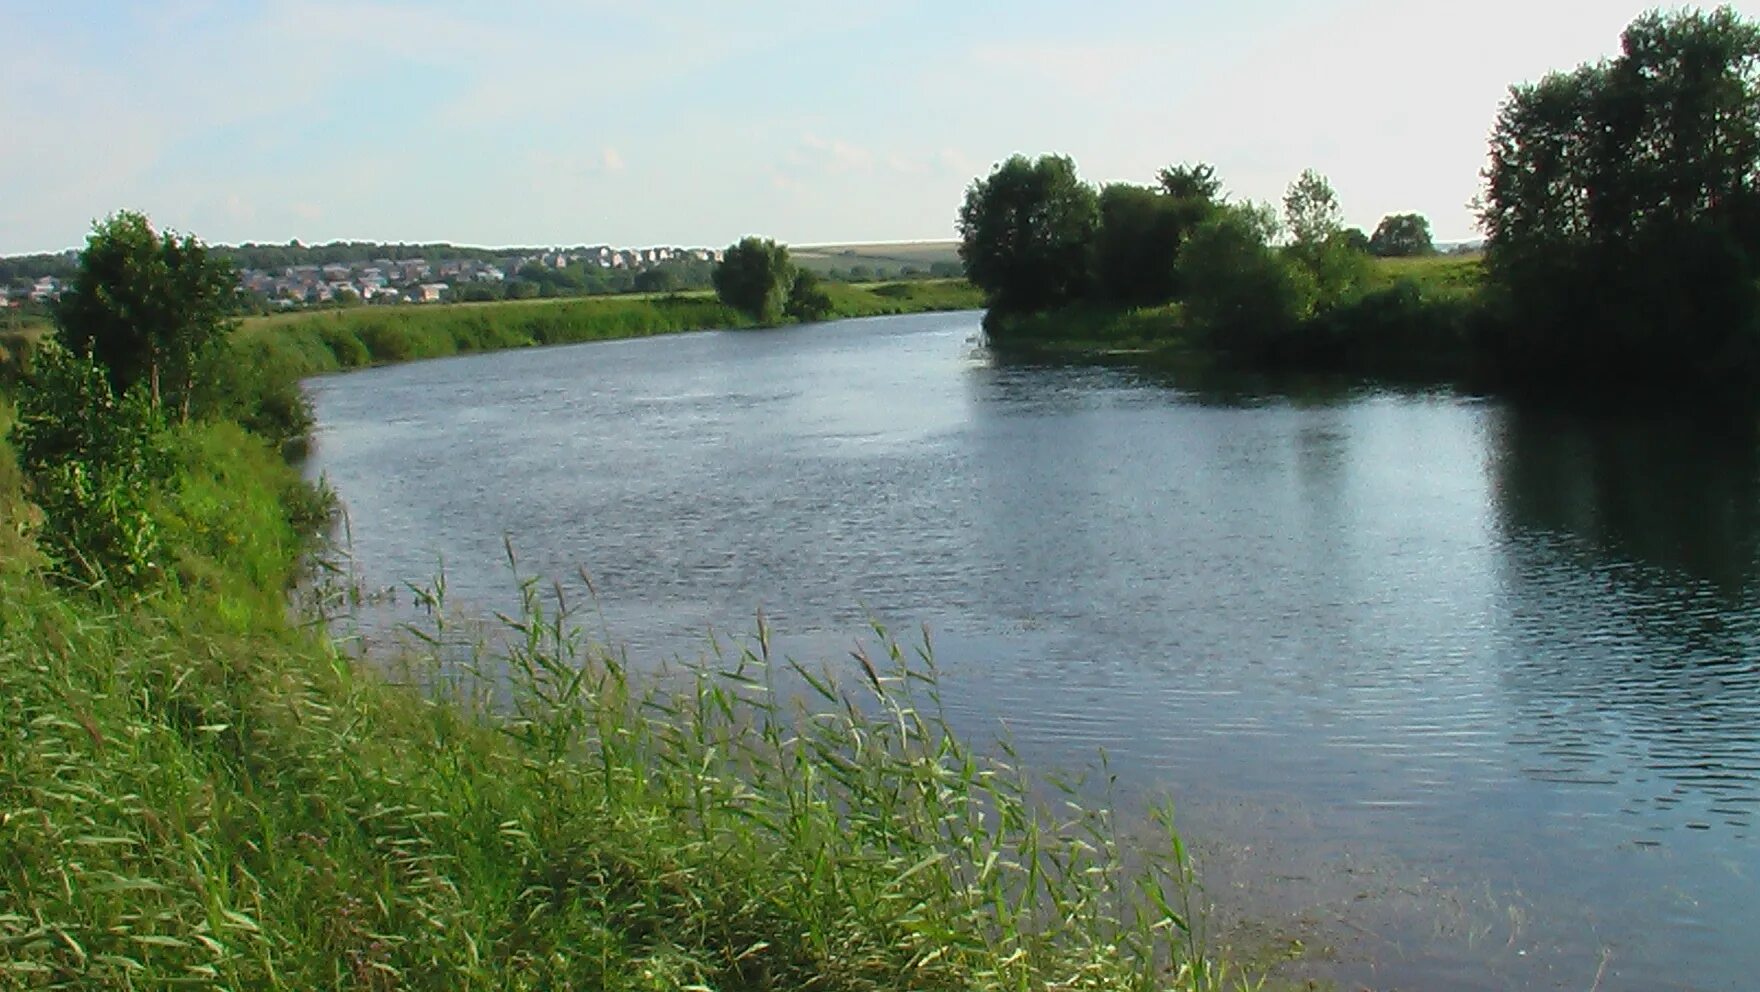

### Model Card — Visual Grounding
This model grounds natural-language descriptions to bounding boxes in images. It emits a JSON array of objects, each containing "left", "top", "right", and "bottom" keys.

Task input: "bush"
[
  {"left": 785, "top": 270, "right": 833, "bottom": 322},
  {"left": 1176, "top": 205, "right": 1317, "bottom": 353},
  {"left": 318, "top": 323, "right": 372, "bottom": 367},
  {"left": 12, "top": 342, "right": 172, "bottom": 589}
]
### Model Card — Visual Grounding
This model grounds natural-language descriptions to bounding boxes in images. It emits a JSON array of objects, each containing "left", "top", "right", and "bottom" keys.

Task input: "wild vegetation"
[
  {"left": 0, "top": 216, "right": 1222, "bottom": 990},
  {"left": 962, "top": 6, "right": 1760, "bottom": 400}
]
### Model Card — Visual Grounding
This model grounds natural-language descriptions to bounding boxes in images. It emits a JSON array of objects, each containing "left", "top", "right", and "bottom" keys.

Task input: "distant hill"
[{"left": 790, "top": 241, "right": 963, "bottom": 279}]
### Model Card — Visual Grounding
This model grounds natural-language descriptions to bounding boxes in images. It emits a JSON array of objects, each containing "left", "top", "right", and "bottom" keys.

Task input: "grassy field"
[
  {"left": 1361, "top": 252, "right": 1484, "bottom": 297},
  {"left": 791, "top": 241, "right": 963, "bottom": 276}
]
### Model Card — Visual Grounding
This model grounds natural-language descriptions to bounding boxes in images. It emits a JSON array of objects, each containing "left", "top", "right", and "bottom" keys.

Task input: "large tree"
[
  {"left": 1368, "top": 214, "right": 1436, "bottom": 257},
  {"left": 713, "top": 237, "right": 796, "bottom": 323},
  {"left": 1092, "top": 166, "right": 1222, "bottom": 306},
  {"left": 957, "top": 154, "right": 1098, "bottom": 313},
  {"left": 55, "top": 211, "right": 237, "bottom": 418},
  {"left": 1479, "top": 6, "right": 1760, "bottom": 390}
]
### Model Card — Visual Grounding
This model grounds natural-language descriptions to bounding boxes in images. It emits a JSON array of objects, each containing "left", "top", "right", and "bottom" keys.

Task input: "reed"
[{"left": 0, "top": 421, "right": 1247, "bottom": 990}]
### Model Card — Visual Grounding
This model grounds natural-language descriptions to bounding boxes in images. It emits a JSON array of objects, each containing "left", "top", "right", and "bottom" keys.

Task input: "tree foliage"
[
  {"left": 786, "top": 270, "right": 833, "bottom": 323},
  {"left": 1282, "top": 169, "right": 1343, "bottom": 251},
  {"left": 1479, "top": 6, "right": 1760, "bottom": 390},
  {"left": 1092, "top": 170, "right": 1221, "bottom": 305},
  {"left": 1282, "top": 171, "right": 1368, "bottom": 309},
  {"left": 957, "top": 154, "right": 1098, "bottom": 312},
  {"left": 713, "top": 237, "right": 797, "bottom": 323},
  {"left": 13, "top": 341, "right": 171, "bottom": 588},
  {"left": 633, "top": 267, "right": 682, "bottom": 294},
  {"left": 1156, "top": 163, "right": 1223, "bottom": 202},
  {"left": 1177, "top": 203, "right": 1317, "bottom": 350},
  {"left": 1368, "top": 214, "right": 1436, "bottom": 257},
  {"left": 55, "top": 211, "right": 237, "bottom": 417}
]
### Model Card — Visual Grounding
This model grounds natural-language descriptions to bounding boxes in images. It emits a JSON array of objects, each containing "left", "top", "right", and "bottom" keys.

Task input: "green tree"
[
  {"left": 713, "top": 237, "right": 796, "bottom": 323},
  {"left": 1092, "top": 173, "right": 1220, "bottom": 306},
  {"left": 55, "top": 211, "right": 237, "bottom": 418},
  {"left": 957, "top": 154, "right": 1098, "bottom": 312},
  {"left": 633, "top": 267, "right": 682, "bottom": 294},
  {"left": 1479, "top": 5, "right": 1760, "bottom": 391},
  {"left": 1282, "top": 169, "right": 1343, "bottom": 251},
  {"left": 1368, "top": 214, "right": 1436, "bottom": 257},
  {"left": 786, "top": 270, "right": 834, "bottom": 322},
  {"left": 1282, "top": 170, "right": 1368, "bottom": 309},
  {"left": 1156, "top": 162, "right": 1223, "bottom": 202},
  {"left": 1177, "top": 202, "right": 1317, "bottom": 351}
]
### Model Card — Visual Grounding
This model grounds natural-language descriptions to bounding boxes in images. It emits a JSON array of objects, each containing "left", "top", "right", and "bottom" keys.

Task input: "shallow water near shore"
[{"left": 305, "top": 311, "right": 1760, "bottom": 991}]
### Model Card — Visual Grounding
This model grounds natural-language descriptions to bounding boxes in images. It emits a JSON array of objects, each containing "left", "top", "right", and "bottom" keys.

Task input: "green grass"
[
  {"left": 233, "top": 295, "right": 752, "bottom": 379},
  {"left": 791, "top": 241, "right": 963, "bottom": 276},
  {"left": 822, "top": 279, "right": 984, "bottom": 318},
  {"left": 1361, "top": 253, "right": 1484, "bottom": 297},
  {"left": 232, "top": 282, "right": 983, "bottom": 383},
  {"left": 984, "top": 302, "right": 1191, "bottom": 354},
  {"left": 0, "top": 384, "right": 1245, "bottom": 991}
]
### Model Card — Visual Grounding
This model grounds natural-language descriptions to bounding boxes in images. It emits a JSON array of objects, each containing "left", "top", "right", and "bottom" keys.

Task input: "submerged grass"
[{"left": 0, "top": 405, "right": 1245, "bottom": 990}]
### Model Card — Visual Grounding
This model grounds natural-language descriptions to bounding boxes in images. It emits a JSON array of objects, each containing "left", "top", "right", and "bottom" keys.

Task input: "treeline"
[
  {"left": 225, "top": 240, "right": 583, "bottom": 270},
  {"left": 456, "top": 255, "right": 719, "bottom": 302},
  {"left": 964, "top": 6, "right": 1760, "bottom": 401},
  {"left": 0, "top": 253, "right": 79, "bottom": 286},
  {"left": 961, "top": 156, "right": 1472, "bottom": 374}
]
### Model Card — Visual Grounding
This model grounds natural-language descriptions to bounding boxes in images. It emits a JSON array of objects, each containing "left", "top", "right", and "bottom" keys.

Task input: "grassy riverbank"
[
  {"left": 233, "top": 279, "right": 981, "bottom": 377},
  {"left": 986, "top": 255, "right": 1487, "bottom": 380},
  {"left": 0, "top": 294, "right": 1240, "bottom": 990},
  {"left": 2, "top": 280, "right": 982, "bottom": 391}
]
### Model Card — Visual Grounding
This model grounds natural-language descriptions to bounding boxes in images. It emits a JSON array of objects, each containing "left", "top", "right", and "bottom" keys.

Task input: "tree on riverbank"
[
  {"left": 957, "top": 154, "right": 1098, "bottom": 312},
  {"left": 1282, "top": 170, "right": 1370, "bottom": 310},
  {"left": 713, "top": 237, "right": 796, "bottom": 323},
  {"left": 1479, "top": 5, "right": 1760, "bottom": 392},
  {"left": 1092, "top": 167, "right": 1222, "bottom": 306},
  {"left": 56, "top": 211, "right": 237, "bottom": 419}
]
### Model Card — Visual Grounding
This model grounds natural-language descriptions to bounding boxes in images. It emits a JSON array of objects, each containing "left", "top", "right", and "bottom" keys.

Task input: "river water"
[{"left": 304, "top": 311, "right": 1760, "bottom": 991}]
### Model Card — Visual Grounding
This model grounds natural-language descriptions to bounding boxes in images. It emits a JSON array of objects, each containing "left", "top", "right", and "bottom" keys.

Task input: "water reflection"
[
  {"left": 1490, "top": 407, "right": 1760, "bottom": 835},
  {"left": 305, "top": 314, "right": 1760, "bottom": 991}
]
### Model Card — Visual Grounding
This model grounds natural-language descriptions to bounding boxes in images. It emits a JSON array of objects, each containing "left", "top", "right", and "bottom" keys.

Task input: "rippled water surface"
[{"left": 305, "top": 311, "right": 1760, "bottom": 990}]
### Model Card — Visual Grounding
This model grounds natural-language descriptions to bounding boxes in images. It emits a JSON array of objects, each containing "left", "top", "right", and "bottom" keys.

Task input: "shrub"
[{"left": 12, "top": 342, "right": 172, "bottom": 589}]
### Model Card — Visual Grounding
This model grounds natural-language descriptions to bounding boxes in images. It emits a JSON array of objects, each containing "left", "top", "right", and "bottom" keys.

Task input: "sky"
[{"left": 6, "top": 0, "right": 1757, "bottom": 255}]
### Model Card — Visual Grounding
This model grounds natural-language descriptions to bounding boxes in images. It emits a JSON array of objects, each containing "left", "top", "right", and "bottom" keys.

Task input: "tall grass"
[
  {"left": 234, "top": 281, "right": 984, "bottom": 380},
  {"left": 0, "top": 566, "right": 1244, "bottom": 990},
  {"left": 822, "top": 280, "right": 985, "bottom": 318},
  {"left": 0, "top": 395, "right": 36, "bottom": 568},
  {"left": 0, "top": 395, "right": 1245, "bottom": 991},
  {"left": 232, "top": 295, "right": 753, "bottom": 381}
]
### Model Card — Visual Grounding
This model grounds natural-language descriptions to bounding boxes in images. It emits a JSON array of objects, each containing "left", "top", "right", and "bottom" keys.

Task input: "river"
[{"left": 304, "top": 310, "right": 1760, "bottom": 991}]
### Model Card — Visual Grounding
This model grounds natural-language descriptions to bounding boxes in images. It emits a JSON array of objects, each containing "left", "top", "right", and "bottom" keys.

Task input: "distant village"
[{"left": 0, "top": 245, "right": 725, "bottom": 309}]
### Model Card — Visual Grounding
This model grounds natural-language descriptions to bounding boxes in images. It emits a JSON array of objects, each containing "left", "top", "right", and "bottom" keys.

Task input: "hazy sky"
[{"left": 6, "top": 0, "right": 1755, "bottom": 255}]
